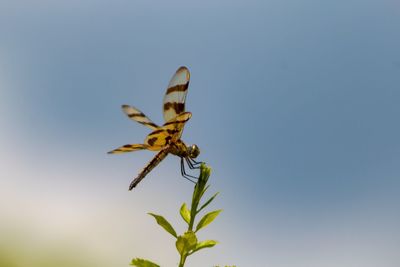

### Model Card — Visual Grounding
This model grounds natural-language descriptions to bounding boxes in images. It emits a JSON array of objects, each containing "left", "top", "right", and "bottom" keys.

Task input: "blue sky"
[{"left": 1, "top": 1, "right": 400, "bottom": 266}]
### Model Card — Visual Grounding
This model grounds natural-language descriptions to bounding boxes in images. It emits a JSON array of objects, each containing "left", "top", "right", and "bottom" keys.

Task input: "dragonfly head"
[{"left": 187, "top": 144, "right": 200, "bottom": 158}]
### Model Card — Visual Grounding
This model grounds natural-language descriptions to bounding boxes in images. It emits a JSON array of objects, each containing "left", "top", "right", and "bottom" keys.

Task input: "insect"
[{"left": 108, "top": 66, "right": 201, "bottom": 190}]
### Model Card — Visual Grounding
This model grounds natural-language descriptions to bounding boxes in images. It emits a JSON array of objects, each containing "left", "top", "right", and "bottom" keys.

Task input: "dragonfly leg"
[
  {"left": 180, "top": 157, "right": 198, "bottom": 182},
  {"left": 191, "top": 158, "right": 202, "bottom": 166},
  {"left": 185, "top": 157, "right": 202, "bottom": 169}
]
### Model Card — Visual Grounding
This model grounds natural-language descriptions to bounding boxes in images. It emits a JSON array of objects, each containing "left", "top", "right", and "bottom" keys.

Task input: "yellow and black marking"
[
  {"left": 108, "top": 144, "right": 148, "bottom": 154},
  {"left": 144, "top": 128, "right": 177, "bottom": 149},
  {"left": 163, "top": 112, "right": 192, "bottom": 126},
  {"left": 144, "top": 112, "right": 192, "bottom": 148}
]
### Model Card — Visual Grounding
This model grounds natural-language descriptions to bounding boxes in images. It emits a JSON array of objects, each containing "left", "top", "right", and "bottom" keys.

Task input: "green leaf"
[
  {"left": 180, "top": 203, "right": 191, "bottom": 224},
  {"left": 148, "top": 213, "right": 177, "bottom": 238},
  {"left": 176, "top": 231, "right": 198, "bottom": 256},
  {"left": 130, "top": 258, "right": 160, "bottom": 267},
  {"left": 195, "top": 210, "right": 222, "bottom": 232},
  {"left": 198, "top": 192, "right": 219, "bottom": 214},
  {"left": 191, "top": 240, "right": 218, "bottom": 254}
]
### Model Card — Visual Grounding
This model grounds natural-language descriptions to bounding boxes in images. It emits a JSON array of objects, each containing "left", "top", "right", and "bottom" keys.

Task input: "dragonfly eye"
[{"left": 188, "top": 144, "right": 200, "bottom": 158}]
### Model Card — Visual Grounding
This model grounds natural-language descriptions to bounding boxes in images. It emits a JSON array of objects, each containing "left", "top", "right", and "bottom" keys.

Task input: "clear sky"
[{"left": 1, "top": 1, "right": 400, "bottom": 266}]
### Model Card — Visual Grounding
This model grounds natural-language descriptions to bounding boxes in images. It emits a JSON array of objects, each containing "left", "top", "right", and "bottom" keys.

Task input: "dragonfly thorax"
[{"left": 169, "top": 140, "right": 200, "bottom": 159}]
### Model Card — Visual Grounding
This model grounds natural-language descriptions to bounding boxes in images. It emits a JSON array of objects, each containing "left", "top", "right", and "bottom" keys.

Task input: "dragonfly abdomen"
[{"left": 129, "top": 148, "right": 169, "bottom": 190}]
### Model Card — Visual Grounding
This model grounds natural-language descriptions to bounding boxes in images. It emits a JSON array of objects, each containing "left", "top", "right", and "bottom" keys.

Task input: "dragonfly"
[{"left": 108, "top": 66, "right": 201, "bottom": 190}]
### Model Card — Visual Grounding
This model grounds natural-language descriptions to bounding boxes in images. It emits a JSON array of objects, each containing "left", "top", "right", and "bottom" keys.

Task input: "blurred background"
[{"left": 1, "top": 0, "right": 400, "bottom": 266}]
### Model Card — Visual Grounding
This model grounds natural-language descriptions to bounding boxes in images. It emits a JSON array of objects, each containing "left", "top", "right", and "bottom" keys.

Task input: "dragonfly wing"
[
  {"left": 163, "top": 66, "right": 190, "bottom": 122},
  {"left": 145, "top": 112, "right": 192, "bottom": 148},
  {"left": 122, "top": 105, "right": 159, "bottom": 130},
  {"left": 108, "top": 144, "right": 149, "bottom": 154},
  {"left": 144, "top": 129, "right": 173, "bottom": 149},
  {"left": 162, "top": 112, "right": 192, "bottom": 140}
]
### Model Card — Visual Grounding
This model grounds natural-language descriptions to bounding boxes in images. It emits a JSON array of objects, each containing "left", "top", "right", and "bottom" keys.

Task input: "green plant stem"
[
  {"left": 180, "top": 168, "right": 203, "bottom": 265},
  {"left": 178, "top": 253, "right": 187, "bottom": 267},
  {"left": 188, "top": 200, "right": 198, "bottom": 231},
  {"left": 181, "top": 199, "right": 197, "bottom": 265},
  {"left": 178, "top": 164, "right": 214, "bottom": 267}
]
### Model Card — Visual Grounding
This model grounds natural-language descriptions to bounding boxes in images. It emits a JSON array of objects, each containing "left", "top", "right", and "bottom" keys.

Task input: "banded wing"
[
  {"left": 144, "top": 112, "right": 192, "bottom": 149},
  {"left": 163, "top": 66, "right": 190, "bottom": 122},
  {"left": 122, "top": 105, "right": 159, "bottom": 130},
  {"left": 162, "top": 111, "right": 192, "bottom": 140},
  {"left": 108, "top": 144, "right": 149, "bottom": 154}
]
